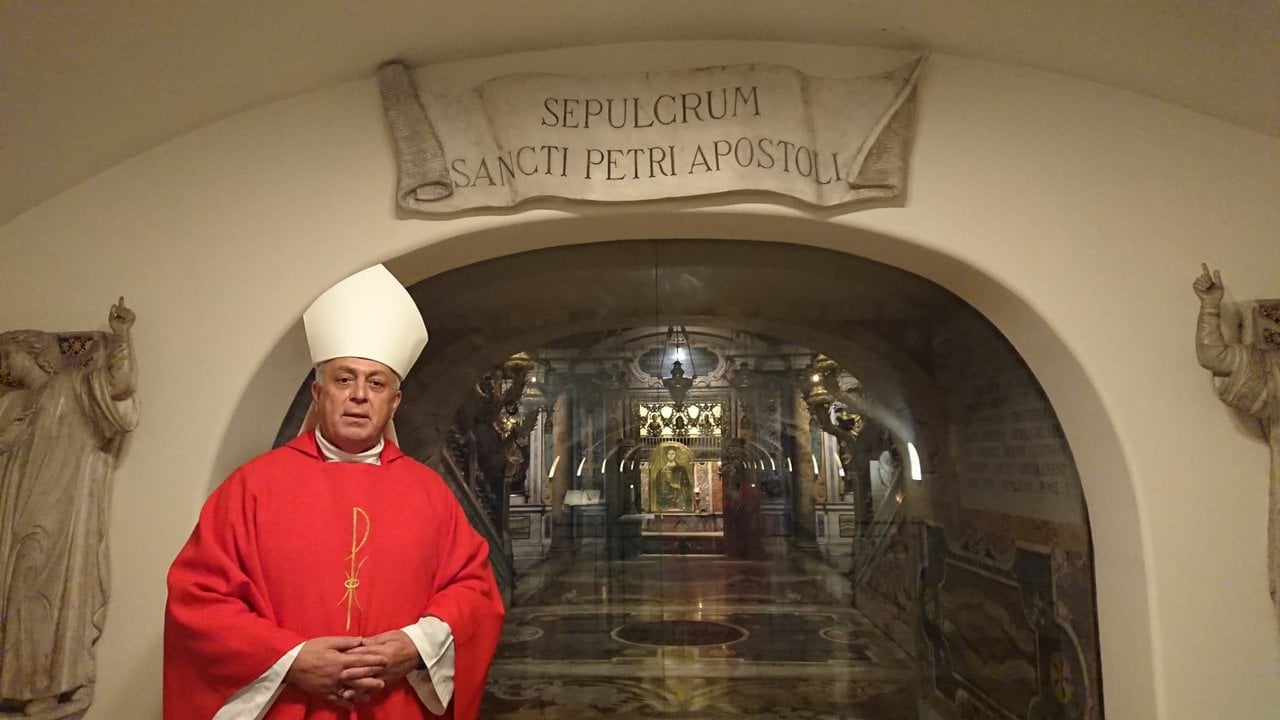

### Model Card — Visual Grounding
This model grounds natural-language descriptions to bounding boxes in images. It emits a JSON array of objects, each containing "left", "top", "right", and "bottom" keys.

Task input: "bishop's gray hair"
[{"left": 313, "top": 359, "right": 402, "bottom": 392}]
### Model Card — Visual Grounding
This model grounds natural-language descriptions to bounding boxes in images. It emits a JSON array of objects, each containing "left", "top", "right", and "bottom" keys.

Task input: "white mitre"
[
  {"left": 303, "top": 264, "right": 428, "bottom": 379},
  {"left": 299, "top": 264, "right": 428, "bottom": 446}
]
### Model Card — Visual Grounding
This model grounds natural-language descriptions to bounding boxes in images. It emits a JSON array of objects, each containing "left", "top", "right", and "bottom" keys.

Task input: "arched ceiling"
[
  {"left": 272, "top": 238, "right": 959, "bottom": 459},
  {"left": 3, "top": 1, "right": 1277, "bottom": 226}
]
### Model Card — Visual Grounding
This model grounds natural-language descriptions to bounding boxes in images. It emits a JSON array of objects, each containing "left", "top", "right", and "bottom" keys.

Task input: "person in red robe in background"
[
  {"left": 721, "top": 455, "right": 765, "bottom": 560},
  {"left": 164, "top": 266, "right": 505, "bottom": 720}
]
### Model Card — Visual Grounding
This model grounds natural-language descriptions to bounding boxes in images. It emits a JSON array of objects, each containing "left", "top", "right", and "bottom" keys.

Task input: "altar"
[{"left": 618, "top": 512, "right": 725, "bottom": 557}]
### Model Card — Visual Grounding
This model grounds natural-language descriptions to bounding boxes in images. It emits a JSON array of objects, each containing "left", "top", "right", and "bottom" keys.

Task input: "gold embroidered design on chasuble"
[{"left": 337, "top": 507, "right": 371, "bottom": 632}]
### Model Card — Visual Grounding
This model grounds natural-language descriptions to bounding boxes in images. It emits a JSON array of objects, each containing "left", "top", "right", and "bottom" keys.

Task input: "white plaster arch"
[
  {"left": 7, "top": 39, "right": 1279, "bottom": 720},
  {"left": 224, "top": 210, "right": 1150, "bottom": 715}
]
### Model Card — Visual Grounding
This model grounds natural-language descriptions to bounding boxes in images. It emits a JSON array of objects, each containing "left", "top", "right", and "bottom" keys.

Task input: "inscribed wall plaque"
[{"left": 378, "top": 57, "right": 925, "bottom": 213}]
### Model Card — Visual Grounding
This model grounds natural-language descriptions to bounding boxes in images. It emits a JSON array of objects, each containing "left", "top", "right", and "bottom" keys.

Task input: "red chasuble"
[{"left": 164, "top": 433, "right": 505, "bottom": 720}]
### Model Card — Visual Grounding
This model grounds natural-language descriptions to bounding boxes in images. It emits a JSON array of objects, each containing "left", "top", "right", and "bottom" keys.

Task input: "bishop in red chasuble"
[
  {"left": 164, "top": 265, "right": 504, "bottom": 719},
  {"left": 164, "top": 432, "right": 504, "bottom": 719}
]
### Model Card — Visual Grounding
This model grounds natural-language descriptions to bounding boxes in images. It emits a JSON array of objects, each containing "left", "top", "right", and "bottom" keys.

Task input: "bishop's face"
[{"left": 311, "top": 357, "right": 402, "bottom": 454}]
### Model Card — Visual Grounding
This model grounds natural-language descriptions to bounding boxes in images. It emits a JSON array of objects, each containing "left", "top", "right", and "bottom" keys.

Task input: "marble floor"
[{"left": 484, "top": 543, "right": 919, "bottom": 719}]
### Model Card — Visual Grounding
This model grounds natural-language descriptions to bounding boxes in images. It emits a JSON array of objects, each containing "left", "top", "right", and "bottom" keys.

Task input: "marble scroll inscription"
[{"left": 377, "top": 56, "right": 925, "bottom": 213}]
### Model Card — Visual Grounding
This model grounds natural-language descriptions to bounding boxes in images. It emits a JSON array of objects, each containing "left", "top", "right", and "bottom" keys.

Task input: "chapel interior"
[
  {"left": 5, "top": 4, "right": 1279, "bottom": 720},
  {"left": 275, "top": 239, "right": 1100, "bottom": 719}
]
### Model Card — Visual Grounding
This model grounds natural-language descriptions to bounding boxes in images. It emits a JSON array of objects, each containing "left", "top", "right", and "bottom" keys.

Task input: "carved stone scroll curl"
[{"left": 377, "top": 61, "right": 454, "bottom": 209}]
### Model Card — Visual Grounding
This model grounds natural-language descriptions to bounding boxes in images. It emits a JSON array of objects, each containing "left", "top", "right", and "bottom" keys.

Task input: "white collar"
[{"left": 315, "top": 430, "right": 383, "bottom": 465}]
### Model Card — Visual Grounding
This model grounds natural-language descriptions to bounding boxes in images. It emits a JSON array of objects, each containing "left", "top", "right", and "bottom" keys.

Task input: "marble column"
[
  {"left": 549, "top": 392, "right": 572, "bottom": 549},
  {"left": 790, "top": 386, "right": 818, "bottom": 544},
  {"left": 602, "top": 392, "right": 626, "bottom": 558},
  {"left": 528, "top": 412, "right": 545, "bottom": 505},
  {"left": 581, "top": 400, "right": 596, "bottom": 490}
]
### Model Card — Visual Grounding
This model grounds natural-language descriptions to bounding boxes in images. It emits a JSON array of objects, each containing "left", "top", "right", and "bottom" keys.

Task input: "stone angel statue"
[
  {"left": 0, "top": 298, "right": 140, "bottom": 718},
  {"left": 1193, "top": 265, "right": 1280, "bottom": 624}
]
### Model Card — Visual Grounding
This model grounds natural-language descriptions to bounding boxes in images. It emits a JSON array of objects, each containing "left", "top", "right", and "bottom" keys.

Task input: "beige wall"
[{"left": 1, "top": 42, "right": 1277, "bottom": 719}]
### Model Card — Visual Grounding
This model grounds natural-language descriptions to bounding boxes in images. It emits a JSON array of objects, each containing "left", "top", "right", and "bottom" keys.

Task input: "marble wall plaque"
[
  {"left": 838, "top": 513, "right": 858, "bottom": 538},
  {"left": 508, "top": 515, "right": 532, "bottom": 541},
  {"left": 934, "top": 316, "right": 1085, "bottom": 525},
  {"left": 378, "top": 57, "right": 924, "bottom": 213}
]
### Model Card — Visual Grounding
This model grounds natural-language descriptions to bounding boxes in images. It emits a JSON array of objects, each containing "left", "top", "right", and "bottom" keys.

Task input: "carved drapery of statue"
[
  {"left": 649, "top": 442, "right": 694, "bottom": 513},
  {"left": 1193, "top": 265, "right": 1280, "bottom": 625},
  {"left": 0, "top": 299, "right": 139, "bottom": 717}
]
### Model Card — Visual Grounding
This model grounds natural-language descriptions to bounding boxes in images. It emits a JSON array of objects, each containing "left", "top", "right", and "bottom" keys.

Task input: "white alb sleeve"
[
  {"left": 213, "top": 643, "right": 302, "bottom": 720},
  {"left": 401, "top": 616, "right": 456, "bottom": 715}
]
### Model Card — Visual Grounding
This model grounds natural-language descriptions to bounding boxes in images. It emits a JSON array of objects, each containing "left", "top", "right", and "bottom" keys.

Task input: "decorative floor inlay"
[
  {"left": 494, "top": 610, "right": 908, "bottom": 666},
  {"left": 501, "top": 624, "right": 544, "bottom": 643},
  {"left": 489, "top": 548, "right": 918, "bottom": 718},
  {"left": 613, "top": 620, "right": 747, "bottom": 648},
  {"left": 484, "top": 677, "right": 918, "bottom": 719}
]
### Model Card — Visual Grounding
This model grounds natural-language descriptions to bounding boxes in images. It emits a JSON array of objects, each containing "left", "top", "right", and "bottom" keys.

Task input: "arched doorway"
[{"left": 276, "top": 238, "right": 1104, "bottom": 718}]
